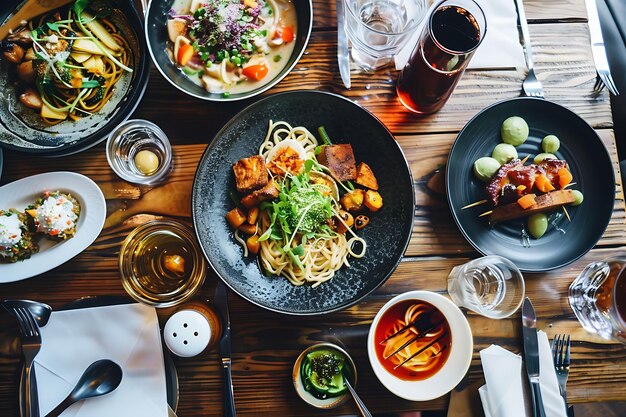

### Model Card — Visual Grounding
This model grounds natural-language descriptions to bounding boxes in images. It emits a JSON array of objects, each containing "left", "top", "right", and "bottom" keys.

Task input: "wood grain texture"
[
  {"left": 132, "top": 23, "right": 612, "bottom": 141},
  {"left": 0, "top": 0, "right": 624, "bottom": 416},
  {"left": 311, "top": 0, "right": 589, "bottom": 29}
]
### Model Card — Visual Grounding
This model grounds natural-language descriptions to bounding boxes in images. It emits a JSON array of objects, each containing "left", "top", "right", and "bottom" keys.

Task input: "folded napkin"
[
  {"left": 395, "top": 0, "right": 526, "bottom": 70},
  {"left": 34, "top": 303, "right": 168, "bottom": 417},
  {"left": 479, "top": 331, "right": 567, "bottom": 417}
]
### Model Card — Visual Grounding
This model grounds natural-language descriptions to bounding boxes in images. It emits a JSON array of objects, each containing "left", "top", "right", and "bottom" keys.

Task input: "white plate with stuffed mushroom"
[{"left": 0, "top": 171, "right": 105, "bottom": 282}]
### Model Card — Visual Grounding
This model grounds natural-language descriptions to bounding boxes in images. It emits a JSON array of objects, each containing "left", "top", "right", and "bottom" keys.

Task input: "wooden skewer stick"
[
  {"left": 462, "top": 199, "right": 488, "bottom": 210},
  {"left": 479, "top": 210, "right": 493, "bottom": 217},
  {"left": 563, "top": 182, "right": 577, "bottom": 189},
  {"left": 562, "top": 206, "right": 571, "bottom": 222},
  {"left": 520, "top": 155, "right": 530, "bottom": 164}
]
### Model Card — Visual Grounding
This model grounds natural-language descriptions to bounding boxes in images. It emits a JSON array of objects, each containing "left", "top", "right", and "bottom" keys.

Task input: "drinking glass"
[
  {"left": 344, "top": 0, "right": 428, "bottom": 70},
  {"left": 447, "top": 256, "right": 525, "bottom": 319},
  {"left": 569, "top": 256, "right": 626, "bottom": 343},
  {"left": 119, "top": 220, "right": 206, "bottom": 307},
  {"left": 396, "top": 0, "right": 486, "bottom": 114}
]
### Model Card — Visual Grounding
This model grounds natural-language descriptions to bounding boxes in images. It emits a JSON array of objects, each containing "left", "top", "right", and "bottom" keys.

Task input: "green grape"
[
  {"left": 528, "top": 213, "right": 548, "bottom": 239},
  {"left": 542, "top": 135, "right": 560, "bottom": 153},
  {"left": 501, "top": 116, "right": 529, "bottom": 146}
]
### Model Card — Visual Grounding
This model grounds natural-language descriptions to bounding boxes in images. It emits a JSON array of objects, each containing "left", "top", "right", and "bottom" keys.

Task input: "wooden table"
[{"left": 1, "top": 0, "right": 625, "bottom": 415}]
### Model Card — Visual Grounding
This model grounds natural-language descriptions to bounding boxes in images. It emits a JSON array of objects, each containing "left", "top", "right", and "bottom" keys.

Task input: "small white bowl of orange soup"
[{"left": 367, "top": 290, "right": 473, "bottom": 401}]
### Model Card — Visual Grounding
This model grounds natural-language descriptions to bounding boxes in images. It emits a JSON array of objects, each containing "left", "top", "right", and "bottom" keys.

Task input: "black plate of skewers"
[{"left": 446, "top": 97, "right": 615, "bottom": 272}]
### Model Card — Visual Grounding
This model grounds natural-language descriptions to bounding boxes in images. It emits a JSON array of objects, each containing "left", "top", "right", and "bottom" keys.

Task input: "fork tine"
[
  {"left": 14, "top": 308, "right": 32, "bottom": 337},
  {"left": 564, "top": 335, "right": 571, "bottom": 366},
  {"left": 17, "top": 307, "right": 38, "bottom": 337},
  {"left": 593, "top": 75, "right": 604, "bottom": 93},
  {"left": 606, "top": 75, "right": 619, "bottom": 96}
]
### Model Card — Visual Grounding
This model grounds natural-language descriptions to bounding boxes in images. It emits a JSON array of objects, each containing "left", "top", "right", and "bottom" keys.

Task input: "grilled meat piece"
[
  {"left": 538, "top": 159, "right": 568, "bottom": 188},
  {"left": 240, "top": 178, "right": 280, "bottom": 208},
  {"left": 486, "top": 158, "right": 568, "bottom": 206},
  {"left": 317, "top": 144, "right": 356, "bottom": 182},
  {"left": 233, "top": 155, "right": 269, "bottom": 193}
]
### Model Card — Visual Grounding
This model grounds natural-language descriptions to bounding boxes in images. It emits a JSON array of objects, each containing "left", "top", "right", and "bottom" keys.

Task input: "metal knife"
[
  {"left": 522, "top": 298, "right": 547, "bottom": 417},
  {"left": 584, "top": 0, "right": 617, "bottom": 94},
  {"left": 215, "top": 282, "right": 236, "bottom": 417},
  {"left": 336, "top": 0, "right": 351, "bottom": 89}
]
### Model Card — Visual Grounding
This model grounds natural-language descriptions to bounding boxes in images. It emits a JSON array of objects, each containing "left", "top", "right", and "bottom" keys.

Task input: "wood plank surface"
[
  {"left": 311, "top": 0, "right": 589, "bottom": 29},
  {"left": 1, "top": 0, "right": 624, "bottom": 416},
  {"left": 133, "top": 22, "right": 612, "bottom": 142}
]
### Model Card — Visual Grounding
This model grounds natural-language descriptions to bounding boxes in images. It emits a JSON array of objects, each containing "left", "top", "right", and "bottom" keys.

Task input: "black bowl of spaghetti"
[
  {"left": 192, "top": 91, "right": 415, "bottom": 315},
  {"left": 0, "top": 0, "right": 150, "bottom": 156}
]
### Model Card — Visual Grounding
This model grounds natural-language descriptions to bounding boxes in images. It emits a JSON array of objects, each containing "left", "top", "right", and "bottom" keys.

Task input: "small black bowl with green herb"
[{"left": 293, "top": 342, "right": 357, "bottom": 409}]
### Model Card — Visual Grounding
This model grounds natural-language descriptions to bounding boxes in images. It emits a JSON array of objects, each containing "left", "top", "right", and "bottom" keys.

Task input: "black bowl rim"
[
  {"left": 0, "top": 0, "right": 151, "bottom": 157},
  {"left": 445, "top": 96, "right": 615, "bottom": 272},
  {"left": 145, "top": 0, "right": 313, "bottom": 102},
  {"left": 191, "top": 90, "right": 416, "bottom": 314}
]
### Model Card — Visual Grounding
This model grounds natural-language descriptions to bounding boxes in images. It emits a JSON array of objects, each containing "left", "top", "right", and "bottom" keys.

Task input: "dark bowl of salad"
[
  {"left": 145, "top": 0, "right": 312, "bottom": 101},
  {"left": 0, "top": 0, "right": 150, "bottom": 156}
]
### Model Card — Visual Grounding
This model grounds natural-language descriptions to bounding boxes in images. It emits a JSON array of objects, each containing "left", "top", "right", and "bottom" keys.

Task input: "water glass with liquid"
[
  {"left": 569, "top": 256, "right": 626, "bottom": 343},
  {"left": 447, "top": 255, "right": 525, "bottom": 319},
  {"left": 344, "top": 0, "right": 428, "bottom": 70}
]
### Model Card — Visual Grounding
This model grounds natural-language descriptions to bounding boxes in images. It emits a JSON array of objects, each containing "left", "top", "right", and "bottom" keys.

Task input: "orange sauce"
[{"left": 374, "top": 300, "right": 452, "bottom": 381}]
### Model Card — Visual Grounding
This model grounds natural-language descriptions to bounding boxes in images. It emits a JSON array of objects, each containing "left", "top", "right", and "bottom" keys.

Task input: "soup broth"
[
  {"left": 167, "top": 0, "right": 297, "bottom": 95},
  {"left": 374, "top": 300, "right": 452, "bottom": 381}
]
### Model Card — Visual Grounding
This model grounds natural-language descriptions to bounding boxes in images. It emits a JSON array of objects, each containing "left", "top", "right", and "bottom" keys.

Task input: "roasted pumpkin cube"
[
  {"left": 364, "top": 190, "right": 383, "bottom": 212},
  {"left": 317, "top": 144, "right": 356, "bottom": 182},
  {"left": 340, "top": 189, "right": 365, "bottom": 212},
  {"left": 241, "top": 179, "right": 280, "bottom": 208},
  {"left": 232, "top": 155, "right": 269, "bottom": 193},
  {"left": 355, "top": 162, "right": 379, "bottom": 190},
  {"left": 225, "top": 207, "right": 246, "bottom": 229}
]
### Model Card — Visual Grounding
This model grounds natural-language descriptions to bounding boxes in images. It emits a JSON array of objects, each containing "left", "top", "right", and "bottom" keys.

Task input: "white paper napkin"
[
  {"left": 479, "top": 331, "right": 567, "bottom": 417},
  {"left": 394, "top": 0, "right": 526, "bottom": 70},
  {"left": 34, "top": 303, "right": 168, "bottom": 417}
]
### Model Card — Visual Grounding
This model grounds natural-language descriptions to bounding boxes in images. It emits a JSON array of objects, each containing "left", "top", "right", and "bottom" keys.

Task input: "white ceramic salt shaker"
[{"left": 163, "top": 310, "right": 213, "bottom": 358}]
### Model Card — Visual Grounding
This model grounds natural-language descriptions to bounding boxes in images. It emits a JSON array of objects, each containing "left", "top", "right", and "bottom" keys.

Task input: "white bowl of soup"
[
  {"left": 367, "top": 291, "right": 473, "bottom": 401},
  {"left": 145, "top": 0, "right": 312, "bottom": 101}
]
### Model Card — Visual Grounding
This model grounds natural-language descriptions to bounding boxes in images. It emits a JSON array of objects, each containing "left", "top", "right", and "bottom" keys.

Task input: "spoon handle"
[
  {"left": 345, "top": 381, "right": 372, "bottom": 417},
  {"left": 44, "top": 395, "right": 75, "bottom": 417}
]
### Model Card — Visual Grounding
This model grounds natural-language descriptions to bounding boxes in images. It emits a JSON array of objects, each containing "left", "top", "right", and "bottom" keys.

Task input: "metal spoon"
[
  {"left": 344, "top": 378, "right": 372, "bottom": 417},
  {"left": 44, "top": 360, "right": 123, "bottom": 417}
]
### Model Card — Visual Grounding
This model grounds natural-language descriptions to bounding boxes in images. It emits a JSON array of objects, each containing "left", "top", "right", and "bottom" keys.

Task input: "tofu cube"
[{"left": 233, "top": 155, "right": 269, "bottom": 193}]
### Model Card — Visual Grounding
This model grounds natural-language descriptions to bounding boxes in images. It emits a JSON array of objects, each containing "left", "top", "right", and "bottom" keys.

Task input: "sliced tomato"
[{"left": 242, "top": 64, "right": 269, "bottom": 81}]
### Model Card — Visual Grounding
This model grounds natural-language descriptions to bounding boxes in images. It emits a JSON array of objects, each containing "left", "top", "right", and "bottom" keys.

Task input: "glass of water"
[
  {"left": 447, "top": 256, "right": 525, "bottom": 319},
  {"left": 344, "top": 0, "right": 428, "bottom": 70},
  {"left": 569, "top": 256, "right": 626, "bottom": 343}
]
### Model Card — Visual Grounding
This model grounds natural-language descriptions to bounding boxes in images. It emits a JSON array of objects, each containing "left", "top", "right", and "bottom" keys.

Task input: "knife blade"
[
  {"left": 214, "top": 282, "right": 236, "bottom": 417},
  {"left": 584, "top": 0, "right": 615, "bottom": 92},
  {"left": 336, "top": 0, "right": 351, "bottom": 89},
  {"left": 521, "top": 298, "right": 547, "bottom": 417}
]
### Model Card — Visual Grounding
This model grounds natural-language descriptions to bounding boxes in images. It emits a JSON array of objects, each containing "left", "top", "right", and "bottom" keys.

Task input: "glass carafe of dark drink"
[{"left": 396, "top": 0, "right": 486, "bottom": 114}]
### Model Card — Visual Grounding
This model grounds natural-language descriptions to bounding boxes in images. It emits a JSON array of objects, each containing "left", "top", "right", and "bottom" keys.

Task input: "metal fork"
[
  {"left": 14, "top": 307, "right": 42, "bottom": 417},
  {"left": 585, "top": 0, "right": 620, "bottom": 96},
  {"left": 593, "top": 73, "right": 619, "bottom": 96},
  {"left": 552, "top": 334, "right": 571, "bottom": 413},
  {"left": 514, "top": 0, "right": 545, "bottom": 98}
]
